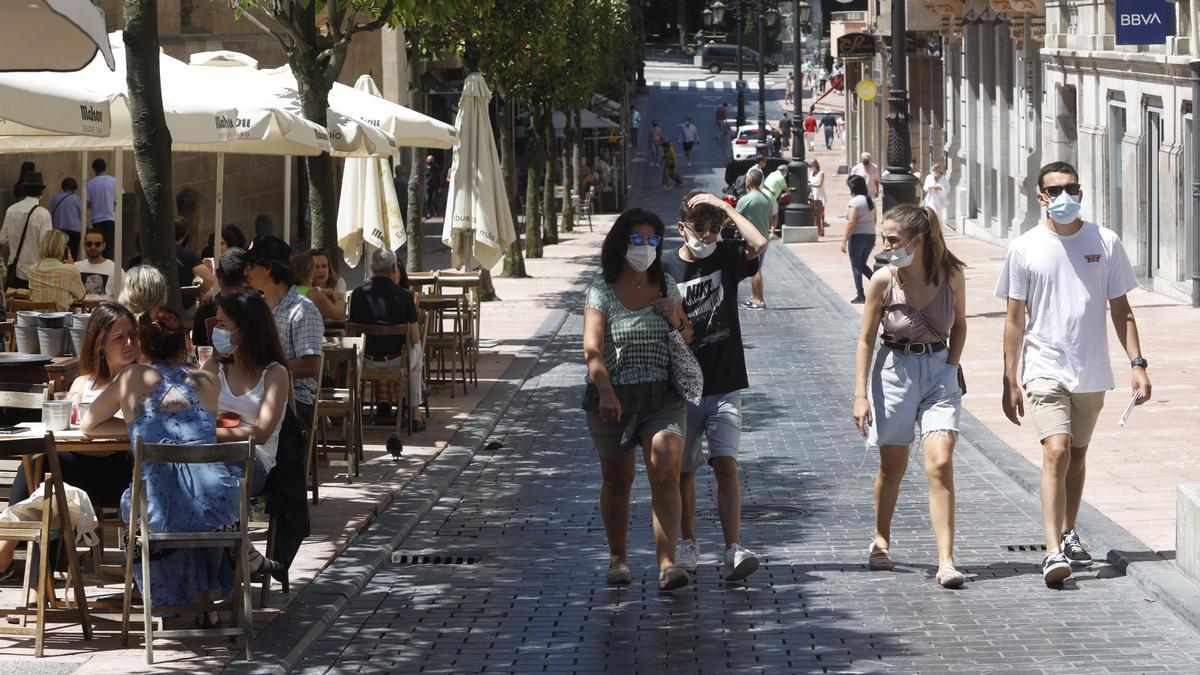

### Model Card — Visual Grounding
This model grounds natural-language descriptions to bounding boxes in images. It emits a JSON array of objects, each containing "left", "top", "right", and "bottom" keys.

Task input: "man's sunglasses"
[
  {"left": 684, "top": 222, "right": 722, "bottom": 235},
  {"left": 628, "top": 234, "right": 662, "bottom": 247},
  {"left": 1042, "top": 183, "right": 1081, "bottom": 198}
]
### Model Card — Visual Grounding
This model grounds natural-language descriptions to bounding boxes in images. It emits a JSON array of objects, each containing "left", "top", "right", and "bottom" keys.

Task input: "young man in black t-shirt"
[{"left": 661, "top": 190, "right": 769, "bottom": 581}]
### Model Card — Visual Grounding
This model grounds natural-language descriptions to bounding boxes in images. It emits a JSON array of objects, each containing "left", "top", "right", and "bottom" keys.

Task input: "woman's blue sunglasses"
[{"left": 628, "top": 234, "right": 662, "bottom": 247}]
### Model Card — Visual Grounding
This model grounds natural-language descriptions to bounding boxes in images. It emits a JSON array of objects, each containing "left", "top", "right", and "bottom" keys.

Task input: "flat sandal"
[{"left": 868, "top": 543, "right": 893, "bottom": 571}]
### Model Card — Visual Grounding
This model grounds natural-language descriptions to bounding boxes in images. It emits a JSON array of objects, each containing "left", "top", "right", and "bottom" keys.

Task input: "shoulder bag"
[
  {"left": 660, "top": 277, "right": 703, "bottom": 405},
  {"left": 5, "top": 206, "right": 40, "bottom": 289}
]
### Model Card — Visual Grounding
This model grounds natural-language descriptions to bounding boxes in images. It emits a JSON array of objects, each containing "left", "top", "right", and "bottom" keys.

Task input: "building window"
[{"left": 1108, "top": 101, "right": 1126, "bottom": 238}]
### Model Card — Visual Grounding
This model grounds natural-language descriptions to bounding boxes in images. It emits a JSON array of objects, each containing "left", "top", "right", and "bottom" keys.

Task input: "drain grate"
[
  {"left": 700, "top": 505, "right": 808, "bottom": 521},
  {"left": 1003, "top": 544, "right": 1047, "bottom": 553},
  {"left": 391, "top": 551, "right": 483, "bottom": 565}
]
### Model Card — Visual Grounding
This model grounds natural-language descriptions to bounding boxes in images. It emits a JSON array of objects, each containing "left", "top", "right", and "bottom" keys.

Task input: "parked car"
[{"left": 699, "top": 43, "right": 779, "bottom": 75}]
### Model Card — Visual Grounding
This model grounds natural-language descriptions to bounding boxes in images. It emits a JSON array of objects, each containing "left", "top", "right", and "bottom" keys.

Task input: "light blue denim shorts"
[
  {"left": 682, "top": 392, "right": 742, "bottom": 473},
  {"left": 867, "top": 346, "right": 962, "bottom": 447}
]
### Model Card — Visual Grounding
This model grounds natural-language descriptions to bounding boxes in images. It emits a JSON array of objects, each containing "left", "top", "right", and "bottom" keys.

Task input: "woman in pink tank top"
[{"left": 851, "top": 205, "right": 968, "bottom": 589}]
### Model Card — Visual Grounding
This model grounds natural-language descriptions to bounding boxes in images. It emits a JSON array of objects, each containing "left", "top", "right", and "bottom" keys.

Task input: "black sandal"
[
  {"left": 248, "top": 547, "right": 282, "bottom": 581},
  {"left": 0, "top": 561, "right": 16, "bottom": 582}
]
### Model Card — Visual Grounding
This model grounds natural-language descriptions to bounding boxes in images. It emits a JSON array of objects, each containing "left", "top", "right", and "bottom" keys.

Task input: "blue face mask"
[
  {"left": 1046, "top": 192, "right": 1082, "bottom": 225},
  {"left": 211, "top": 327, "right": 237, "bottom": 356}
]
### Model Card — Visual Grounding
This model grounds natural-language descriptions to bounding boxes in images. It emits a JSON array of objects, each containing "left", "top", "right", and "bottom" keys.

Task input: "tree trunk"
[
  {"left": 123, "top": 0, "right": 180, "bottom": 311},
  {"left": 542, "top": 104, "right": 558, "bottom": 245},
  {"left": 405, "top": 47, "right": 426, "bottom": 272},
  {"left": 291, "top": 52, "right": 338, "bottom": 260},
  {"left": 499, "top": 96, "right": 527, "bottom": 278},
  {"left": 524, "top": 107, "right": 544, "bottom": 259},
  {"left": 561, "top": 110, "right": 575, "bottom": 233},
  {"left": 573, "top": 109, "right": 584, "bottom": 212}
]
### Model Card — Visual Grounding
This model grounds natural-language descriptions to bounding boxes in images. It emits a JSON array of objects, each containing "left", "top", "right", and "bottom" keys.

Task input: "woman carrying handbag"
[{"left": 582, "top": 208, "right": 694, "bottom": 592}]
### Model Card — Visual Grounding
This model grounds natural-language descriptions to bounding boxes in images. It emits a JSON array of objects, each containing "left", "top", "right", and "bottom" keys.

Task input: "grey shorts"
[
  {"left": 867, "top": 346, "right": 962, "bottom": 447},
  {"left": 585, "top": 382, "right": 686, "bottom": 460},
  {"left": 682, "top": 392, "right": 742, "bottom": 473}
]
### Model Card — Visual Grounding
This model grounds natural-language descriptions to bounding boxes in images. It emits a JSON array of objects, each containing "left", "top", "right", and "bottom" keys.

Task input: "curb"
[
  {"left": 222, "top": 265, "right": 597, "bottom": 674},
  {"left": 774, "top": 239, "right": 1200, "bottom": 636}
]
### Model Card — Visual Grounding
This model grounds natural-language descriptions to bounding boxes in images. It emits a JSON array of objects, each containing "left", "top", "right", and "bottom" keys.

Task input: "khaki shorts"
[{"left": 1023, "top": 377, "right": 1105, "bottom": 447}]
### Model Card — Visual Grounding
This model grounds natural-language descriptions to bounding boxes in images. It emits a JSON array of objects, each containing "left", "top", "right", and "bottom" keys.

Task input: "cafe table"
[{"left": 0, "top": 354, "right": 79, "bottom": 394}]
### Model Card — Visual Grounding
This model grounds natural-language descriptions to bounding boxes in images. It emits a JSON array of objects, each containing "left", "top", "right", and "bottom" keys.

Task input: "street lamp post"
[
  {"left": 879, "top": 0, "right": 919, "bottom": 210},
  {"left": 755, "top": 8, "right": 768, "bottom": 156},
  {"left": 782, "top": 0, "right": 816, "bottom": 243}
]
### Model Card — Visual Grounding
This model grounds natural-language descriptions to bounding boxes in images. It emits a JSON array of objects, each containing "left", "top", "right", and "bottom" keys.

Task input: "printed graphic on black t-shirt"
[
  {"left": 80, "top": 271, "right": 108, "bottom": 297},
  {"left": 661, "top": 241, "right": 760, "bottom": 396}
]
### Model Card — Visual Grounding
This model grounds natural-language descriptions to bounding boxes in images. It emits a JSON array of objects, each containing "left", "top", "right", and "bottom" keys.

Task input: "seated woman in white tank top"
[{"left": 200, "top": 290, "right": 290, "bottom": 498}]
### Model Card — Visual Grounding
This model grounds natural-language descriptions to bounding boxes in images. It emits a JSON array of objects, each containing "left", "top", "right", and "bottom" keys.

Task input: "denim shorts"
[
  {"left": 682, "top": 392, "right": 742, "bottom": 473},
  {"left": 584, "top": 381, "right": 686, "bottom": 459},
  {"left": 867, "top": 346, "right": 962, "bottom": 447}
]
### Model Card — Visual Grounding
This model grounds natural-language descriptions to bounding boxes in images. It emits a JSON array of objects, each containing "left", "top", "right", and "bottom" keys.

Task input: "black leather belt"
[{"left": 881, "top": 340, "right": 946, "bottom": 355}]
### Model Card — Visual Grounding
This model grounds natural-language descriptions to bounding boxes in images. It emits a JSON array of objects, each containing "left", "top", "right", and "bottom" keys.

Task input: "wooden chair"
[
  {"left": 121, "top": 438, "right": 255, "bottom": 664},
  {"left": 316, "top": 338, "right": 364, "bottom": 481},
  {"left": 436, "top": 274, "right": 481, "bottom": 388},
  {"left": 0, "top": 383, "right": 51, "bottom": 506},
  {"left": 421, "top": 296, "right": 469, "bottom": 398},
  {"left": 8, "top": 299, "right": 56, "bottom": 312},
  {"left": 346, "top": 323, "right": 414, "bottom": 436},
  {"left": 302, "top": 353, "right": 326, "bottom": 505},
  {"left": 0, "top": 432, "right": 93, "bottom": 657},
  {"left": 579, "top": 185, "right": 596, "bottom": 231}
]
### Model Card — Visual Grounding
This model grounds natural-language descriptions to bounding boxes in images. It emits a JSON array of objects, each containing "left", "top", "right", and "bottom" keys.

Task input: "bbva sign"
[{"left": 1115, "top": 0, "right": 1176, "bottom": 45}]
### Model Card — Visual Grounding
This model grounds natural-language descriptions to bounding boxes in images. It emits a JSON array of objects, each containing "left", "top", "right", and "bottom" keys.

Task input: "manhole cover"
[
  {"left": 699, "top": 505, "right": 807, "bottom": 521},
  {"left": 391, "top": 551, "right": 483, "bottom": 565}
]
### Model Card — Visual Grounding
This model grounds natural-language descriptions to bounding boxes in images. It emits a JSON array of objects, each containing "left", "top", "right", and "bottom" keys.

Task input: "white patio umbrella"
[
  {"left": 1, "top": 0, "right": 115, "bottom": 73},
  {"left": 441, "top": 73, "right": 516, "bottom": 271},
  {"left": 332, "top": 74, "right": 457, "bottom": 150},
  {"left": 336, "top": 75, "right": 405, "bottom": 268}
]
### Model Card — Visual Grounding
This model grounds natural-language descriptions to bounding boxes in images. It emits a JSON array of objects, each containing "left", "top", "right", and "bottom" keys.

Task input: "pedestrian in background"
[
  {"left": 649, "top": 121, "right": 665, "bottom": 167},
  {"left": 0, "top": 170, "right": 50, "bottom": 290},
  {"left": 922, "top": 164, "right": 950, "bottom": 225},
  {"left": 663, "top": 191, "right": 768, "bottom": 582},
  {"left": 679, "top": 117, "right": 700, "bottom": 166},
  {"left": 87, "top": 158, "right": 116, "bottom": 254},
  {"left": 736, "top": 168, "right": 772, "bottom": 309},
  {"left": 49, "top": 177, "right": 82, "bottom": 259},
  {"left": 996, "top": 161, "right": 1149, "bottom": 587},
  {"left": 582, "top": 208, "right": 692, "bottom": 592},
  {"left": 851, "top": 153, "right": 881, "bottom": 199},
  {"left": 803, "top": 112, "right": 818, "bottom": 151},
  {"left": 808, "top": 159, "right": 827, "bottom": 237},
  {"left": 820, "top": 112, "right": 837, "bottom": 150},
  {"left": 630, "top": 105, "right": 641, "bottom": 147},
  {"left": 762, "top": 164, "right": 789, "bottom": 238},
  {"left": 714, "top": 103, "right": 729, "bottom": 141},
  {"left": 843, "top": 174, "right": 877, "bottom": 304},
  {"left": 661, "top": 141, "right": 684, "bottom": 190},
  {"left": 852, "top": 204, "right": 967, "bottom": 589}
]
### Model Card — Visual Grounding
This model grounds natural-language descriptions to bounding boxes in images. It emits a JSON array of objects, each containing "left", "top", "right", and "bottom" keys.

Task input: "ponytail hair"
[{"left": 883, "top": 204, "right": 965, "bottom": 286}]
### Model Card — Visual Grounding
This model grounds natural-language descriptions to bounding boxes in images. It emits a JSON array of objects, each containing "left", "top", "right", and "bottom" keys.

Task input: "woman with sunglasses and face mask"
[
  {"left": 852, "top": 204, "right": 968, "bottom": 589},
  {"left": 582, "top": 208, "right": 692, "bottom": 591}
]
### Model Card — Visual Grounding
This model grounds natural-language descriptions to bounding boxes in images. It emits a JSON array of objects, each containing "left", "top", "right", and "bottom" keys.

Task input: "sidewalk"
[
  {"left": 0, "top": 217, "right": 614, "bottom": 672},
  {"left": 290, "top": 180, "right": 1200, "bottom": 671},
  {"left": 785, "top": 142, "right": 1199, "bottom": 554}
]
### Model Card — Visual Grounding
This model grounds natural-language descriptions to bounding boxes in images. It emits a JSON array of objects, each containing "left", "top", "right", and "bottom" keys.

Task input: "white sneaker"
[
  {"left": 723, "top": 543, "right": 760, "bottom": 581},
  {"left": 675, "top": 538, "right": 700, "bottom": 573}
]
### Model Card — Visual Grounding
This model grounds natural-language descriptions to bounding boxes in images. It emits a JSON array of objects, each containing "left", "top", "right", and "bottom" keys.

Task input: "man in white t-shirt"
[
  {"left": 74, "top": 228, "right": 118, "bottom": 300},
  {"left": 995, "top": 161, "right": 1151, "bottom": 587}
]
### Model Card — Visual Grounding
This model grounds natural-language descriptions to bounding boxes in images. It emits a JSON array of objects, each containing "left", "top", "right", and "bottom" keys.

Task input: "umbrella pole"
[
  {"left": 114, "top": 148, "right": 123, "bottom": 286},
  {"left": 79, "top": 152, "right": 88, "bottom": 259},
  {"left": 214, "top": 152, "right": 225, "bottom": 237},
  {"left": 463, "top": 228, "right": 473, "bottom": 272},
  {"left": 283, "top": 156, "right": 292, "bottom": 243}
]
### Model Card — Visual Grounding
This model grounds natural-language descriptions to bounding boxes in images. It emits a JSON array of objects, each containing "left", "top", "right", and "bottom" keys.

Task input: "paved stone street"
[{"left": 289, "top": 84, "right": 1200, "bottom": 673}]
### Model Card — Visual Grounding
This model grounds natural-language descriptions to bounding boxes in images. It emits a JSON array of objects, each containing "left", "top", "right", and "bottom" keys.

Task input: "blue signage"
[{"left": 1115, "top": 0, "right": 1169, "bottom": 45}]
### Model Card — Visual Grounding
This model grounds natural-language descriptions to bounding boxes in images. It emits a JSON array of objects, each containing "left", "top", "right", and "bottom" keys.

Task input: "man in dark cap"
[
  {"left": 0, "top": 171, "right": 51, "bottom": 289},
  {"left": 245, "top": 234, "right": 324, "bottom": 428}
]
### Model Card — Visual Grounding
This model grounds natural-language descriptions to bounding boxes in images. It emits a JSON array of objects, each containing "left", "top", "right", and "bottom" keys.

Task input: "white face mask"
[
  {"left": 684, "top": 233, "right": 718, "bottom": 259},
  {"left": 879, "top": 239, "right": 917, "bottom": 268},
  {"left": 625, "top": 245, "right": 656, "bottom": 272}
]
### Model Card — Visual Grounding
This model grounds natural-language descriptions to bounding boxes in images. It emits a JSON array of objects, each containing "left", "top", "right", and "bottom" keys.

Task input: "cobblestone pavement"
[{"left": 292, "top": 89, "right": 1200, "bottom": 674}]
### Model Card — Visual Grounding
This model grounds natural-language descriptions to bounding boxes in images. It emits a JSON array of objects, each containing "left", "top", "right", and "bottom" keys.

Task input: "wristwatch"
[{"left": 1131, "top": 357, "right": 1148, "bottom": 369}]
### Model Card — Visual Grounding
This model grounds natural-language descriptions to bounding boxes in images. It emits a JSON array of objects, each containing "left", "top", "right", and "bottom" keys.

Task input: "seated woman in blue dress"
[{"left": 84, "top": 307, "right": 269, "bottom": 627}]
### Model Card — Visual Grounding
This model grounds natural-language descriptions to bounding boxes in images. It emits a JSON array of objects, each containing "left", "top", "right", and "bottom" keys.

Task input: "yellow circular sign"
[{"left": 855, "top": 79, "right": 878, "bottom": 101}]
